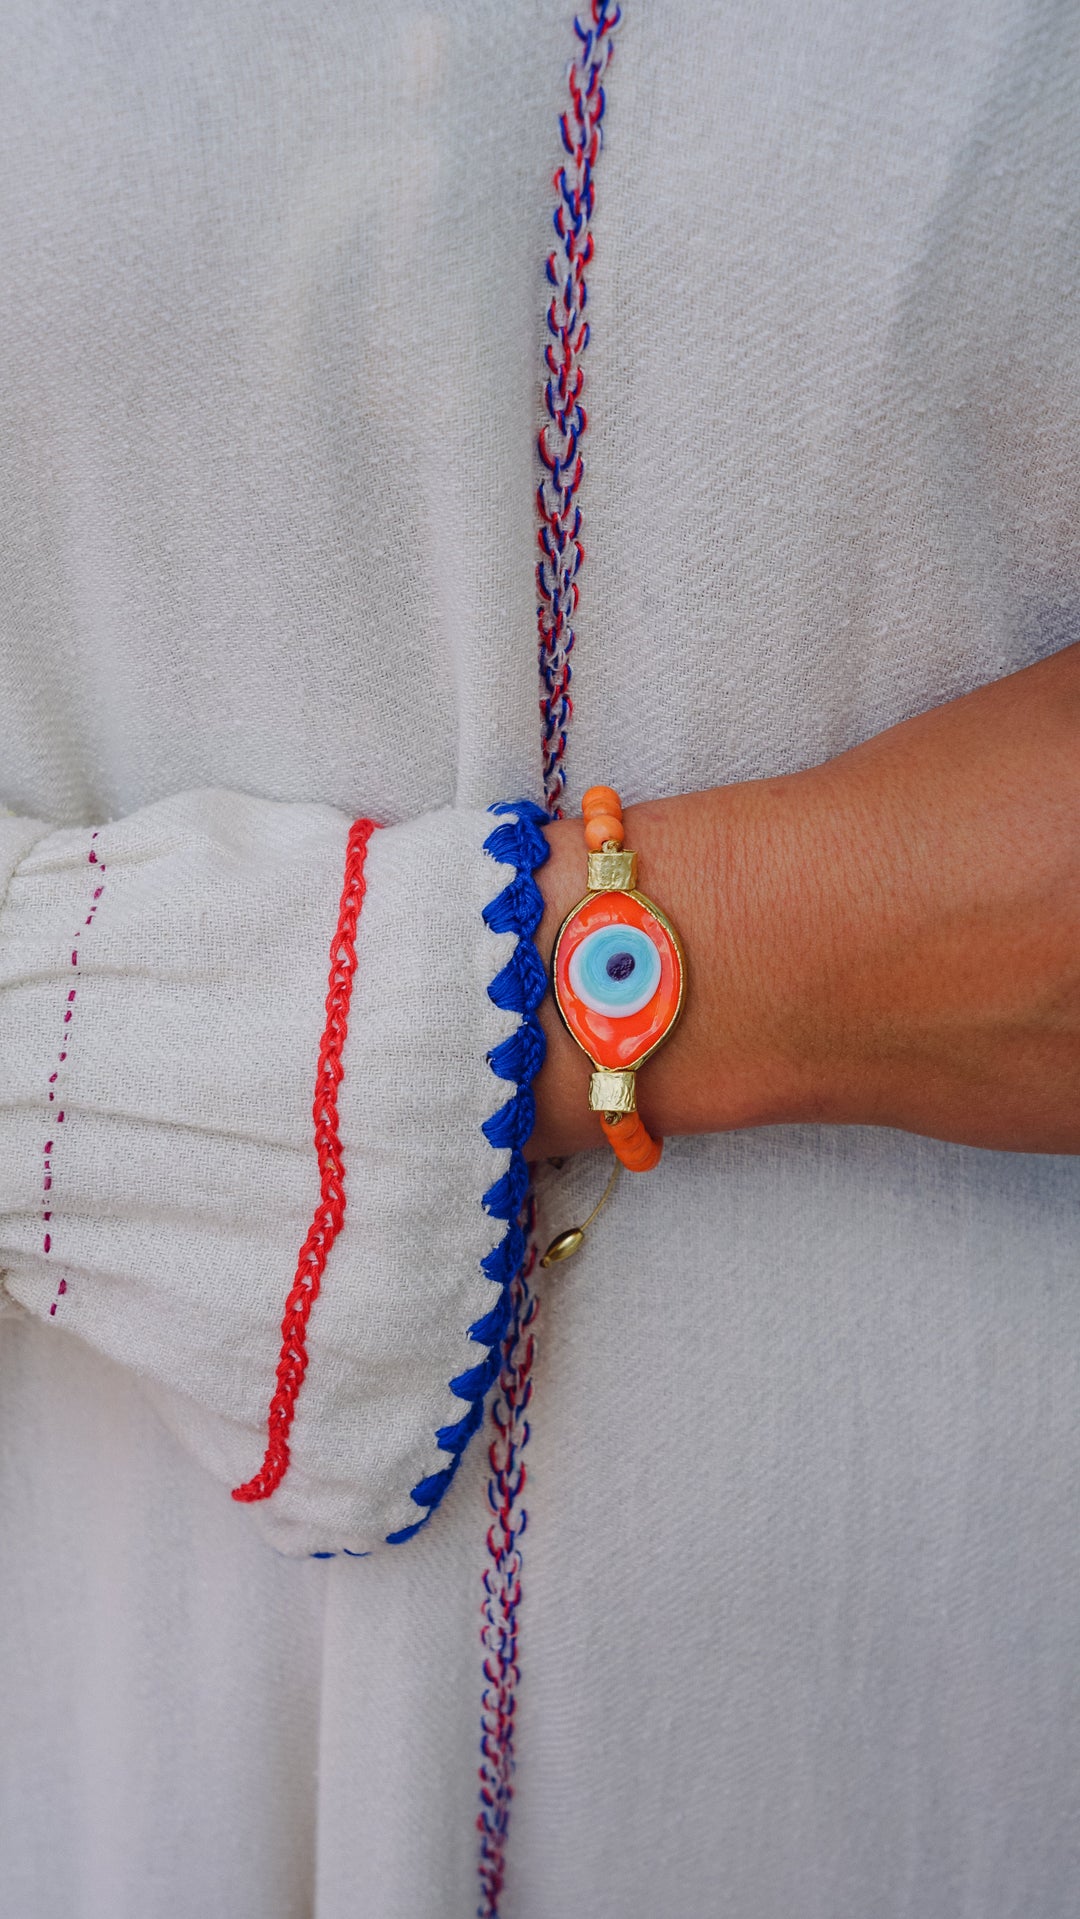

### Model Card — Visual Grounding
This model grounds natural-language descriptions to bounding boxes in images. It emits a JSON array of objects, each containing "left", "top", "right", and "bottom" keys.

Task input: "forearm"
[{"left": 530, "top": 643, "right": 1080, "bottom": 1159}]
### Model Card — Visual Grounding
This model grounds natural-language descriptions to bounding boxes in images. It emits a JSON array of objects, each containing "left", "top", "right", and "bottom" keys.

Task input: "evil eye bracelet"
[{"left": 541, "top": 786, "right": 686, "bottom": 1266}]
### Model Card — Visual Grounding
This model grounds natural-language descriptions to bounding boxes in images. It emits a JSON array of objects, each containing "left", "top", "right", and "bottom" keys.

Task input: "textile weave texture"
[{"left": 3, "top": 2, "right": 1080, "bottom": 1914}]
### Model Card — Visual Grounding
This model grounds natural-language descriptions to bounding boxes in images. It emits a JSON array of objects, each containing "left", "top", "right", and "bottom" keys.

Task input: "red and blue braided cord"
[
  {"left": 478, "top": 8, "right": 622, "bottom": 1912},
  {"left": 537, "top": 1, "right": 622, "bottom": 820},
  {"left": 477, "top": 1210, "right": 538, "bottom": 1917}
]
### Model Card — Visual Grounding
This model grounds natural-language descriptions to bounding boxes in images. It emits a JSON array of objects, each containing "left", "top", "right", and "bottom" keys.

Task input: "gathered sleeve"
[{"left": 0, "top": 790, "right": 548, "bottom": 1555}]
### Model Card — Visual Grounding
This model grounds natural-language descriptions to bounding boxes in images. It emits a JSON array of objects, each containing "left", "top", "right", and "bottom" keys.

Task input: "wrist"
[{"left": 528, "top": 782, "right": 822, "bottom": 1160}]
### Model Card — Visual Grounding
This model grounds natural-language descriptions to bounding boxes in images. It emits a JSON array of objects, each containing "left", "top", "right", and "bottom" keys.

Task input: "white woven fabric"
[
  {"left": 2, "top": 1, "right": 1080, "bottom": 1914},
  {"left": 0, "top": 795, "right": 520, "bottom": 1553}
]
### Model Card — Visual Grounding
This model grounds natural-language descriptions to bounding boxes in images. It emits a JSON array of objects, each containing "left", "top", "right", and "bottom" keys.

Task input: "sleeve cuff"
[{"left": 0, "top": 789, "right": 550, "bottom": 1555}]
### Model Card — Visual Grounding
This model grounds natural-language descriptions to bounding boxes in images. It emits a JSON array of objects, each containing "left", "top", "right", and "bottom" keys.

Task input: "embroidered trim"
[
  {"left": 384, "top": 800, "right": 550, "bottom": 1547},
  {"left": 537, "top": 0, "right": 622, "bottom": 819},
  {"left": 43, "top": 830, "right": 106, "bottom": 1317},
  {"left": 233, "top": 817, "right": 378, "bottom": 1505},
  {"left": 475, "top": 12, "right": 620, "bottom": 1906},
  {"left": 477, "top": 1203, "right": 538, "bottom": 1917}
]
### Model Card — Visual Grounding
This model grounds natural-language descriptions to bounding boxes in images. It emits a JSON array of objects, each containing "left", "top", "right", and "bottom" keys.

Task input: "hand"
[{"left": 529, "top": 644, "right": 1080, "bottom": 1160}]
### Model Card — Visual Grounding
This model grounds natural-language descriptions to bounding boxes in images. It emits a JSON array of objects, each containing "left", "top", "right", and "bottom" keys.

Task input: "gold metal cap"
[
  {"left": 588, "top": 1068, "right": 637, "bottom": 1114},
  {"left": 587, "top": 847, "right": 637, "bottom": 893}
]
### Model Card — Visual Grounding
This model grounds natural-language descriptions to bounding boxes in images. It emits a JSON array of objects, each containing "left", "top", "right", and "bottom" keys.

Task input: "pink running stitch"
[{"left": 42, "top": 830, "right": 105, "bottom": 1316}]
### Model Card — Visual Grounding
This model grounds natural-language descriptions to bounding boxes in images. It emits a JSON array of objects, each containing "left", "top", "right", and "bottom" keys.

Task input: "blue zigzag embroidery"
[{"left": 384, "top": 799, "right": 550, "bottom": 1545}]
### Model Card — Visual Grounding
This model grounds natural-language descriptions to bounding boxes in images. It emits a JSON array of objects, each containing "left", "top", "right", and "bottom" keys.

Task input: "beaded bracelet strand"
[{"left": 542, "top": 784, "right": 685, "bottom": 1264}]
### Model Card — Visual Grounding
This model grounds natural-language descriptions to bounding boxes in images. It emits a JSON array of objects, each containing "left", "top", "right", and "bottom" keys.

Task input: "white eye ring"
[{"left": 568, "top": 924, "right": 662, "bottom": 1018}]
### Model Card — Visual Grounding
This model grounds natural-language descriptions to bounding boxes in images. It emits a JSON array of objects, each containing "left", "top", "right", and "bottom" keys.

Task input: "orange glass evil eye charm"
[
  {"left": 550, "top": 786, "right": 685, "bottom": 1173},
  {"left": 555, "top": 891, "right": 682, "bottom": 1072}
]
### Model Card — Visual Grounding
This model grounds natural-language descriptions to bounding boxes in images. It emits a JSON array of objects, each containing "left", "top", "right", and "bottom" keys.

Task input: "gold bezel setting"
[{"left": 550, "top": 887, "right": 686, "bottom": 1073}]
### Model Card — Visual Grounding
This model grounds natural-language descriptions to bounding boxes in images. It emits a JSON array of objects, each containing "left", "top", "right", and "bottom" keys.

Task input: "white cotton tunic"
[{"left": 2, "top": 2, "right": 1080, "bottom": 1913}]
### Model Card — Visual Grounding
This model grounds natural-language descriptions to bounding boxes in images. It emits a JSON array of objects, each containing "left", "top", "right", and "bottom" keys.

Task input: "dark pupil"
[{"left": 606, "top": 951, "right": 635, "bottom": 981}]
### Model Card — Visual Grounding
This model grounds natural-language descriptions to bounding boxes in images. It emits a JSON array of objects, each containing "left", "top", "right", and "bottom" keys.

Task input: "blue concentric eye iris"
[{"left": 568, "top": 924, "right": 662, "bottom": 1017}]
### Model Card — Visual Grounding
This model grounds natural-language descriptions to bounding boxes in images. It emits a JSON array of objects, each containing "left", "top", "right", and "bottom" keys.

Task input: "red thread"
[
  {"left": 232, "top": 818, "right": 378, "bottom": 1504},
  {"left": 477, "top": 11, "right": 620, "bottom": 1907},
  {"left": 476, "top": 1206, "right": 539, "bottom": 1917},
  {"left": 536, "top": 1, "right": 621, "bottom": 818},
  {"left": 43, "top": 832, "right": 106, "bottom": 1317}
]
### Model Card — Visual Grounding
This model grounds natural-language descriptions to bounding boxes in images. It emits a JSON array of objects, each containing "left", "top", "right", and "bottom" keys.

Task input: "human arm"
[{"left": 529, "top": 642, "right": 1080, "bottom": 1160}]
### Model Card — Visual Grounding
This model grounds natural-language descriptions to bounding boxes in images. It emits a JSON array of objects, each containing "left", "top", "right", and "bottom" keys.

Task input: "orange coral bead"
[
  {"left": 600, "top": 1111, "right": 663, "bottom": 1171},
  {"left": 584, "top": 812, "right": 624, "bottom": 851},
  {"left": 581, "top": 784, "right": 622, "bottom": 821}
]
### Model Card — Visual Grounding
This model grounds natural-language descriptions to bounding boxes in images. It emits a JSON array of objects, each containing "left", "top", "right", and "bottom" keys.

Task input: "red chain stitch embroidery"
[
  {"left": 43, "top": 830, "right": 106, "bottom": 1317},
  {"left": 233, "top": 817, "right": 378, "bottom": 1504}
]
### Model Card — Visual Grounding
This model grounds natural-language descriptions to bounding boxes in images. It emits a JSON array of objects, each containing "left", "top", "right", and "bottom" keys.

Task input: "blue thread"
[
  {"left": 482, "top": 1136, "right": 532, "bottom": 1219},
  {"left": 307, "top": 803, "right": 547, "bottom": 1561},
  {"left": 482, "top": 1086, "right": 537, "bottom": 1153},
  {"left": 384, "top": 798, "right": 550, "bottom": 1546},
  {"left": 479, "top": 17, "right": 621, "bottom": 1906}
]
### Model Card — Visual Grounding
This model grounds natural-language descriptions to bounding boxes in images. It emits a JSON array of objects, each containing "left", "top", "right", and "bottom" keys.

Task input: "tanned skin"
[{"left": 529, "top": 644, "right": 1080, "bottom": 1161}]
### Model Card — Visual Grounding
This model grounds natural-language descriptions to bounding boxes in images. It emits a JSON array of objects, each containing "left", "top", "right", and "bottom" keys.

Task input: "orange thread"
[{"left": 233, "top": 817, "right": 378, "bottom": 1505}]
